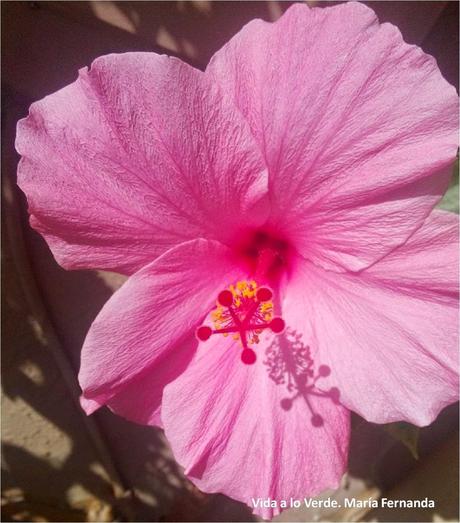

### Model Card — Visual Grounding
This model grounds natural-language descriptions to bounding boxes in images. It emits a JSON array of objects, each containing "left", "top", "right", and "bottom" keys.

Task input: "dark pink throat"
[{"left": 235, "top": 229, "right": 292, "bottom": 283}]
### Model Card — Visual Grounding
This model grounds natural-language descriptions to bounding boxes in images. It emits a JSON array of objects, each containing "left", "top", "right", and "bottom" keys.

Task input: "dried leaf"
[{"left": 384, "top": 421, "right": 420, "bottom": 459}]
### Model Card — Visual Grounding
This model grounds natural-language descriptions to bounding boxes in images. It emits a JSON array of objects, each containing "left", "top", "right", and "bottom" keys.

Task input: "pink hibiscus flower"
[{"left": 15, "top": 2, "right": 458, "bottom": 519}]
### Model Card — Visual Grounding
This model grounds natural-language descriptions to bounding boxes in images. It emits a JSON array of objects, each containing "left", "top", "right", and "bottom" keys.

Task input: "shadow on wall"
[{"left": 1, "top": 1, "right": 458, "bottom": 102}]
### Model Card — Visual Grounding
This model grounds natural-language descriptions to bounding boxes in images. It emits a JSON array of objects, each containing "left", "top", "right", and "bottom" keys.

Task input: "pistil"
[{"left": 196, "top": 281, "right": 285, "bottom": 364}]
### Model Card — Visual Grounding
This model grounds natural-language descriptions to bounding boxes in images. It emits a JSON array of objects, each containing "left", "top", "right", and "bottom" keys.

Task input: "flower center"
[
  {"left": 196, "top": 280, "right": 285, "bottom": 365},
  {"left": 236, "top": 229, "right": 292, "bottom": 283}
]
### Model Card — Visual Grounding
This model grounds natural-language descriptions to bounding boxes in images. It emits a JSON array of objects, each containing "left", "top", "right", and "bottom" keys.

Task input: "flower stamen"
[{"left": 196, "top": 280, "right": 285, "bottom": 365}]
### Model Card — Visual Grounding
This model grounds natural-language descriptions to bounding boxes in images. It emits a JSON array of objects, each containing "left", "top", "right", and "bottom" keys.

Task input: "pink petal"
[
  {"left": 283, "top": 210, "right": 459, "bottom": 426},
  {"left": 162, "top": 333, "right": 350, "bottom": 519},
  {"left": 207, "top": 2, "right": 459, "bottom": 272},
  {"left": 105, "top": 336, "right": 198, "bottom": 428},
  {"left": 16, "top": 53, "right": 268, "bottom": 274},
  {"left": 79, "top": 238, "right": 245, "bottom": 420}
]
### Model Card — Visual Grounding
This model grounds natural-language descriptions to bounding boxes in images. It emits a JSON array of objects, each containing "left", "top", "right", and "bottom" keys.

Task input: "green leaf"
[
  {"left": 384, "top": 421, "right": 420, "bottom": 459},
  {"left": 437, "top": 156, "right": 459, "bottom": 214}
]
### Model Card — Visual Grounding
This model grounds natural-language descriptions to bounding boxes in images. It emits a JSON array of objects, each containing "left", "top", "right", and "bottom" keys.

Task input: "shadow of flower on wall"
[{"left": 264, "top": 328, "right": 341, "bottom": 426}]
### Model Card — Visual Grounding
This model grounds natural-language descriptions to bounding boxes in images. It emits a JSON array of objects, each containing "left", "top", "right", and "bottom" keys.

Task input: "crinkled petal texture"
[
  {"left": 79, "top": 239, "right": 245, "bottom": 424},
  {"left": 16, "top": 53, "right": 268, "bottom": 274},
  {"left": 284, "top": 211, "right": 459, "bottom": 426},
  {"left": 162, "top": 332, "right": 350, "bottom": 519},
  {"left": 207, "top": 2, "right": 459, "bottom": 272}
]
